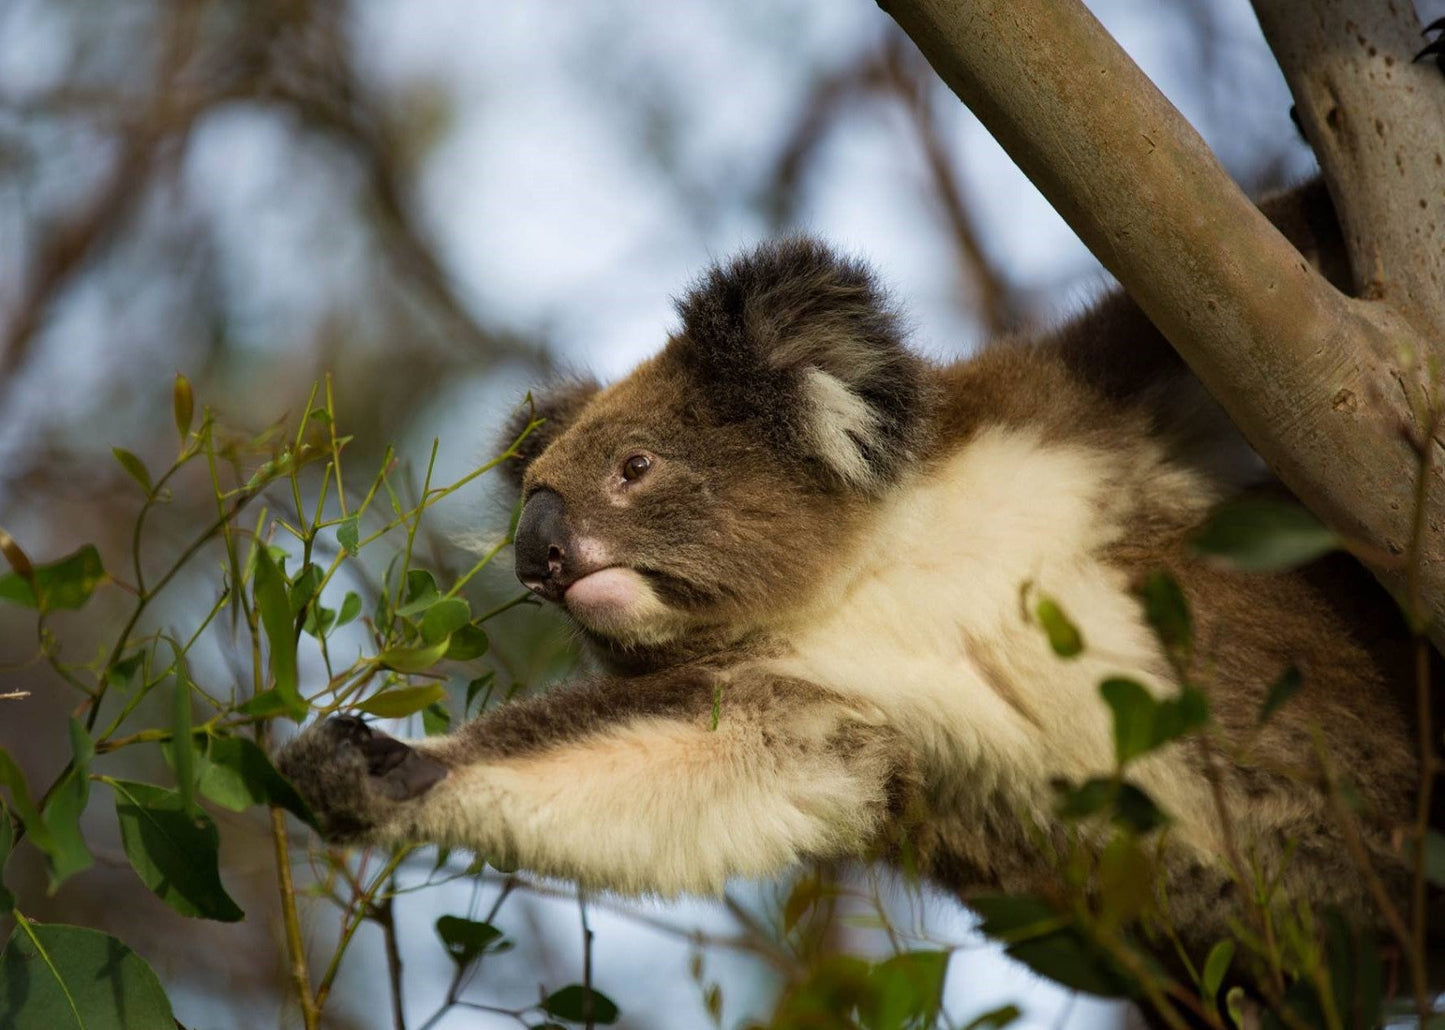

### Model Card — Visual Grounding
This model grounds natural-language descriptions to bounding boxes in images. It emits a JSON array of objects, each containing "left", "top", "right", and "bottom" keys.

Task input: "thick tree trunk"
[{"left": 876, "top": 0, "right": 1445, "bottom": 650}]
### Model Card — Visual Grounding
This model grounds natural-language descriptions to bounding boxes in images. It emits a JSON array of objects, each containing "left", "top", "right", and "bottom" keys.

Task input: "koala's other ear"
[
  {"left": 672, "top": 237, "right": 933, "bottom": 491},
  {"left": 498, "top": 379, "right": 601, "bottom": 492}
]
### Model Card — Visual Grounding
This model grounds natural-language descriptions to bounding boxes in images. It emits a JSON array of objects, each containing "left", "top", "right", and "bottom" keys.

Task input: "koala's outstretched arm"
[{"left": 277, "top": 670, "right": 912, "bottom": 895}]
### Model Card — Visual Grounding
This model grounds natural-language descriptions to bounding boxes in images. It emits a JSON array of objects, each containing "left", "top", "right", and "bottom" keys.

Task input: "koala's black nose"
[{"left": 514, "top": 489, "right": 571, "bottom": 600}]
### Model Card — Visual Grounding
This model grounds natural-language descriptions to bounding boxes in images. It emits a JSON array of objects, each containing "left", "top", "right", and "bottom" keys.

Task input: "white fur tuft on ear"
[{"left": 803, "top": 369, "right": 881, "bottom": 488}]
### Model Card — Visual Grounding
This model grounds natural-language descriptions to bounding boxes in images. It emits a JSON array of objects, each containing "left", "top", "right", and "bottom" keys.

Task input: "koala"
[{"left": 278, "top": 179, "right": 1419, "bottom": 968}]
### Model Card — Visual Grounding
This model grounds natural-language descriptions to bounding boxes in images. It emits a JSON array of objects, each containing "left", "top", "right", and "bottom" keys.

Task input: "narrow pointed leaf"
[
  {"left": 173, "top": 372, "right": 194, "bottom": 442},
  {"left": 358, "top": 683, "right": 447, "bottom": 718},
  {"left": 42, "top": 720, "right": 94, "bottom": 891},
  {"left": 252, "top": 546, "right": 305, "bottom": 721}
]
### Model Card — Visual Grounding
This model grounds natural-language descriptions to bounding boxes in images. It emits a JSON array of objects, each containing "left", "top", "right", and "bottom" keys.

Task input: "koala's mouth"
[{"left": 562, "top": 567, "right": 647, "bottom": 613}]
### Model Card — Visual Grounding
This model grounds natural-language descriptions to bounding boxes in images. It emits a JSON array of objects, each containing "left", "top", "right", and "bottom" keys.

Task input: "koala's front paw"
[{"left": 275, "top": 715, "right": 449, "bottom": 843}]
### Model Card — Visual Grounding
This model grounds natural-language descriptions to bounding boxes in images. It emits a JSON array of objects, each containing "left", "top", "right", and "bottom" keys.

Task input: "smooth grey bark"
[{"left": 877, "top": 0, "right": 1445, "bottom": 649}]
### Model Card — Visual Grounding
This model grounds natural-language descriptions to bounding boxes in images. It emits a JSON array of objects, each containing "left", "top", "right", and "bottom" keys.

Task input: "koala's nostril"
[{"left": 547, "top": 544, "right": 563, "bottom": 568}]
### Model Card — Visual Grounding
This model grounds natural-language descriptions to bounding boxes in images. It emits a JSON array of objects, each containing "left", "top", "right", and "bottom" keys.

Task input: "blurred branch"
[{"left": 764, "top": 31, "right": 1018, "bottom": 333}]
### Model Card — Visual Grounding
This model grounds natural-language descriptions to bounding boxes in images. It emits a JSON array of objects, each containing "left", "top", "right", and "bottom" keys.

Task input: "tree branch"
[
  {"left": 877, "top": 0, "right": 1445, "bottom": 647},
  {"left": 1253, "top": 0, "right": 1445, "bottom": 331}
]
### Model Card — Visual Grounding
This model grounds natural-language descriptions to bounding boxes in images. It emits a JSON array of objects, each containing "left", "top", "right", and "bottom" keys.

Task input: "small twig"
[{"left": 271, "top": 806, "right": 319, "bottom": 1030}]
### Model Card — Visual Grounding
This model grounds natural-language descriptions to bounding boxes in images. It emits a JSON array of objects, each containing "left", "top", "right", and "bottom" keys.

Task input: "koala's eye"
[{"left": 621, "top": 453, "right": 652, "bottom": 482}]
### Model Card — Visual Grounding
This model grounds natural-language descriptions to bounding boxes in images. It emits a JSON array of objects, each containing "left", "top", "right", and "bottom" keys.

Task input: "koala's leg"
[{"left": 276, "top": 670, "right": 912, "bottom": 895}]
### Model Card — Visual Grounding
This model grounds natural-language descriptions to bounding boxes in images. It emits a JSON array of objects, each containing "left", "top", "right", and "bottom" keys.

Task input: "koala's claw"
[
  {"left": 276, "top": 715, "right": 450, "bottom": 842},
  {"left": 1417, "top": 17, "right": 1445, "bottom": 74}
]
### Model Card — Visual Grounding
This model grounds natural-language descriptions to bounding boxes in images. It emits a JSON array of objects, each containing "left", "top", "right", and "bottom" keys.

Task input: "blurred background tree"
[{"left": 0, "top": 1, "right": 1369, "bottom": 1027}]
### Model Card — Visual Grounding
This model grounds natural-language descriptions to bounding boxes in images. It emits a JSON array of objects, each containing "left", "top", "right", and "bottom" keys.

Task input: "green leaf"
[
  {"left": 466, "top": 672, "right": 496, "bottom": 714},
  {"left": 1006, "top": 932, "right": 1129, "bottom": 997},
  {"left": 109, "top": 779, "right": 244, "bottom": 922},
  {"left": 337, "top": 515, "right": 360, "bottom": 555},
  {"left": 421, "top": 597, "right": 470, "bottom": 644},
  {"left": 435, "top": 915, "right": 505, "bottom": 967},
  {"left": 1192, "top": 499, "right": 1339, "bottom": 571},
  {"left": 0, "top": 920, "right": 176, "bottom": 1029},
  {"left": 1152, "top": 685, "right": 1209, "bottom": 745},
  {"left": 0, "top": 747, "right": 54, "bottom": 854},
  {"left": 112, "top": 447, "right": 154, "bottom": 495},
  {"left": 105, "top": 651, "right": 145, "bottom": 690},
  {"left": 173, "top": 372, "right": 194, "bottom": 443},
  {"left": 542, "top": 985, "right": 620, "bottom": 1025},
  {"left": 1139, "top": 571, "right": 1190, "bottom": 657},
  {"left": 0, "top": 545, "right": 106, "bottom": 611},
  {"left": 1259, "top": 666, "right": 1303, "bottom": 725},
  {"left": 1035, "top": 597, "right": 1083, "bottom": 657},
  {"left": 963, "top": 1005, "right": 1022, "bottom": 1030},
  {"left": 42, "top": 720, "right": 95, "bottom": 891},
  {"left": 422, "top": 701, "right": 451, "bottom": 736},
  {"left": 1225, "top": 986, "right": 1249, "bottom": 1027},
  {"left": 971, "top": 894, "right": 1065, "bottom": 942},
  {"left": 444, "top": 624, "right": 490, "bottom": 661},
  {"left": 252, "top": 546, "right": 305, "bottom": 721},
  {"left": 288, "top": 563, "right": 323, "bottom": 617},
  {"left": 1114, "top": 783, "right": 1169, "bottom": 834},
  {"left": 1202, "top": 939, "right": 1235, "bottom": 998},
  {"left": 397, "top": 570, "right": 440, "bottom": 616},
  {"left": 375, "top": 639, "right": 450, "bottom": 674},
  {"left": 357, "top": 683, "right": 447, "bottom": 718},
  {"left": 1054, "top": 777, "right": 1117, "bottom": 821},
  {"left": 301, "top": 603, "right": 336, "bottom": 638},
  {"left": 171, "top": 648, "right": 196, "bottom": 816},
  {"left": 865, "top": 950, "right": 948, "bottom": 1030},
  {"left": 237, "top": 690, "right": 295, "bottom": 718},
  {"left": 336, "top": 591, "right": 362, "bottom": 627},
  {"left": 0, "top": 802, "right": 14, "bottom": 913},
  {"left": 200, "top": 737, "right": 317, "bottom": 828},
  {"left": 1100, "top": 678, "right": 1156, "bottom": 767},
  {"left": 971, "top": 897, "right": 1126, "bottom": 995}
]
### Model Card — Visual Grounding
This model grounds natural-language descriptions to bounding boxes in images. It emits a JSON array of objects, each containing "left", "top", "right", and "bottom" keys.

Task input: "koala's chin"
[{"left": 562, "top": 567, "right": 689, "bottom": 647}]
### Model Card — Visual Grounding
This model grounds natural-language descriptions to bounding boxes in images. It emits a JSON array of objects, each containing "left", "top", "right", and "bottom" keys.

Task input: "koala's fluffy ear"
[
  {"left": 498, "top": 379, "right": 600, "bottom": 492},
  {"left": 672, "top": 238, "right": 932, "bottom": 491}
]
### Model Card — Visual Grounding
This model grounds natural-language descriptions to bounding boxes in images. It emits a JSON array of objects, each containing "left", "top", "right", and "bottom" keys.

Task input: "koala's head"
[{"left": 503, "top": 238, "right": 935, "bottom": 649}]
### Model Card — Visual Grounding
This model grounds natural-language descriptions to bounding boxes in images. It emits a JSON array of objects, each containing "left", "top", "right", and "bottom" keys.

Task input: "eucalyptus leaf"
[
  {"left": 358, "top": 683, "right": 447, "bottom": 718},
  {"left": 1035, "top": 597, "right": 1083, "bottom": 657},
  {"left": 110, "top": 779, "right": 243, "bottom": 922},
  {"left": 397, "top": 570, "right": 440, "bottom": 616},
  {"left": 435, "top": 915, "right": 504, "bottom": 967},
  {"left": 42, "top": 720, "right": 95, "bottom": 890},
  {"left": 444, "top": 624, "right": 490, "bottom": 661},
  {"left": 421, "top": 597, "right": 470, "bottom": 644},
  {"left": 0, "top": 921, "right": 176, "bottom": 1029},
  {"left": 542, "top": 985, "right": 619, "bottom": 1025},
  {"left": 200, "top": 737, "right": 317, "bottom": 828},
  {"left": 1259, "top": 667, "right": 1303, "bottom": 725},
  {"left": 1192, "top": 499, "right": 1339, "bottom": 571},
  {"left": 0, "top": 545, "right": 106, "bottom": 611},
  {"left": 376, "top": 639, "right": 450, "bottom": 674},
  {"left": 337, "top": 515, "right": 360, "bottom": 555},
  {"left": 1139, "top": 570, "right": 1190, "bottom": 657},
  {"left": 112, "top": 447, "right": 154, "bottom": 495},
  {"left": 1100, "top": 678, "right": 1156, "bottom": 767},
  {"left": 252, "top": 546, "right": 305, "bottom": 721}
]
